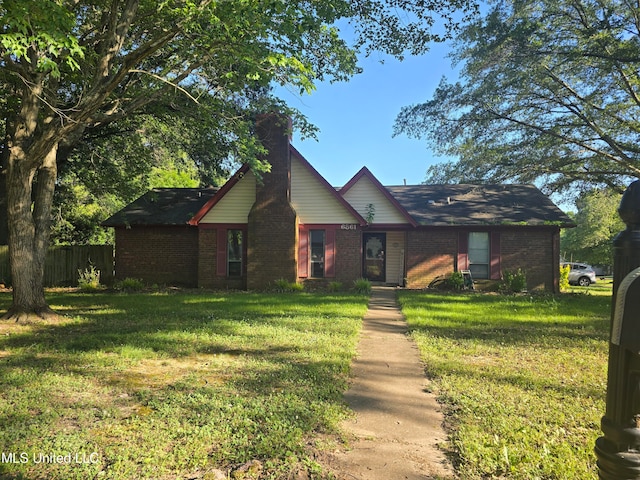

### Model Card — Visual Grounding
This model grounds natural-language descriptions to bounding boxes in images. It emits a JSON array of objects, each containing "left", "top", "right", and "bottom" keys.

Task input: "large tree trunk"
[
  {"left": 3, "top": 143, "right": 58, "bottom": 322},
  {"left": 1, "top": 62, "right": 62, "bottom": 322},
  {"left": 0, "top": 172, "right": 7, "bottom": 246},
  {"left": 0, "top": 145, "right": 8, "bottom": 245}
]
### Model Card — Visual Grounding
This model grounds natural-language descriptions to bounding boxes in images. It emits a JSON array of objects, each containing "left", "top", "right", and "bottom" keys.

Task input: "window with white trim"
[{"left": 468, "top": 232, "right": 489, "bottom": 279}]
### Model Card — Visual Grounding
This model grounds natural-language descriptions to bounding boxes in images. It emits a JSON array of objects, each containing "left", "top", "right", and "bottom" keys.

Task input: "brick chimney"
[{"left": 247, "top": 113, "right": 298, "bottom": 289}]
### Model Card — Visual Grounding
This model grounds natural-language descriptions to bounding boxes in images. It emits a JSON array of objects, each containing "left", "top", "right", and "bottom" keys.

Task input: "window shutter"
[
  {"left": 457, "top": 231, "right": 468, "bottom": 271},
  {"left": 298, "top": 225, "right": 308, "bottom": 278},
  {"left": 490, "top": 231, "right": 501, "bottom": 280},
  {"left": 325, "top": 229, "right": 336, "bottom": 278},
  {"left": 216, "top": 228, "right": 227, "bottom": 276}
]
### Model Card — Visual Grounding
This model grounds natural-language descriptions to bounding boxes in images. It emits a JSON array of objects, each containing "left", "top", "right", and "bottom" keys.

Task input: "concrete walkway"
[{"left": 325, "top": 287, "right": 456, "bottom": 480}]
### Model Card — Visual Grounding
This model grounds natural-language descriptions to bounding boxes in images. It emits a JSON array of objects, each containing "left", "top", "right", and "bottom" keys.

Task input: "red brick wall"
[
  {"left": 198, "top": 227, "right": 246, "bottom": 290},
  {"left": 406, "top": 229, "right": 457, "bottom": 288},
  {"left": 197, "top": 228, "right": 217, "bottom": 288},
  {"left": 500, "top": 227, "right": 559, "bottom": 291},
  {"left": 405, "top": 227, "right": 560, "bottom": 291},
  {"left": 335, "top": 229, "right": 362, "bottom": 284},
  {"left": 114, "top": 223, "right": 560, "bottom": 291},
  {"left": 114, "top": 226, "right": 198, "bottom": 286},
  {"left": 247, "top": 114, "right": 298, "bottom": 289},
  {"left": 247, "top": 209, "right": 298, "bottom": 289}
]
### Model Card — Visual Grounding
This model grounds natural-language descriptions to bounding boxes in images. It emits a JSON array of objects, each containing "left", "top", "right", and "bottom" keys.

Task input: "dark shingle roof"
[
  {"left": 385, "top": 184, "right": 574, "bottom": 227},
  {"left": 102, "top": 188, "right": 219, "bottom": 227},
  {"left": 103, "top": 183, "right": 573, "bottom": 228}
]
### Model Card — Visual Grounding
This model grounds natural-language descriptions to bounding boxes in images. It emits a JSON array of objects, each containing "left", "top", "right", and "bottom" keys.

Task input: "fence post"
[{"left": 595, "top": 180, "right": 640, "bottom": 478}]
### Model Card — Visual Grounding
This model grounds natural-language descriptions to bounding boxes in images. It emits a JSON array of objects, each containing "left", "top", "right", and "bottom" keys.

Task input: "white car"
[{"left": 561, "top": 262, "right": 597, "bottom": 286}]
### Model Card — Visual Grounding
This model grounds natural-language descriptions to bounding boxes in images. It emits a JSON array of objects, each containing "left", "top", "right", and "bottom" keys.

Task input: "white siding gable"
[
  {"left": 291, "top": 156, "right": 359, "bottom": 224},
  {"left": 385, "top": 231, "right": 406, "bottom": 285},
  {"left": 342, "top": 176, "right": 408, "bottom": 224},
  {"left": 200, "top": 171, "right": 256, "bottom": 223}
]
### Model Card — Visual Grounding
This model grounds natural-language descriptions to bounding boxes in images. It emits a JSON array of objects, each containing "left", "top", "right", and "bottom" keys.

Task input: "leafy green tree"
[
  {"left": 394, "top": 0, "right": 640, "bottom": 196},
  {"left": 51, "top": 98, "right": 225, "bottom": 245},
  {"left": 0, "top": 0, "right": 475, "bottom": 319},
  {"left": 50, "top": 183, "right": 117, "bottom": 246},
  {"left": 51, "top": 157, "right": 199, "bottom": 246},
  {"left": 561, "top": 189, "right": 624, "bottom": 267}
]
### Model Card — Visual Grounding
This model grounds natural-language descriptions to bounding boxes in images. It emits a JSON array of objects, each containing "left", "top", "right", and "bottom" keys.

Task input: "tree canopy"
[
  {"left": 0, "top": 0, "right": 477, "bottom": 318},
  {"left": 394, "top": 0, "right": 640, "bottom": 197},
  {"left": 561, "top": 189, "right": 623, "bottom": 267}
]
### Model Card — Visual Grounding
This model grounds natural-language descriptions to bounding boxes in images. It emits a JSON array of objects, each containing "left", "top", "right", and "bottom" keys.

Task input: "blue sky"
[{"left": 277, "top": 41, "right": 460, "bottom": 188}]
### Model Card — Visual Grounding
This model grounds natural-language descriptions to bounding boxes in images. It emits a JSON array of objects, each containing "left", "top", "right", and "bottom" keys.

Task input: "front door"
[{"left": 363, "top": 233, "right": 386, "bottom": 282}]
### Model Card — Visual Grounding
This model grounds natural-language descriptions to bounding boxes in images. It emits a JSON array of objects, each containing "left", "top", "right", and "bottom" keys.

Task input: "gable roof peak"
[
  {"left": 188, "top": 164, "right": 252, "bottom": 225},
  {"left": 340, "top": 166, "right": 418, "bottom": 227},
  {"left": 289, "top": 145, "right": 367, "bottom": 225}
]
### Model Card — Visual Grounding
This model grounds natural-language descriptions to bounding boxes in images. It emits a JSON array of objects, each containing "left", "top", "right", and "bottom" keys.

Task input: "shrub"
[
  {"left": 328, "top": 281, "right": 343, "bottom": 292},
  {"left": 289, "top": 282, "right": 304, "bottom": 292},
  {"left": 114, "top": 277, "right": 144, "bottom": 292},
  {"left": 447, "top": 271, "right": 465, "bottom": 290},
  {"left": 560, "top": 264, "right": 570, "bottom": 291},
  {"left": 273, "top": 279, "right": 304, "bottom": 292},
  {"left": 352, "top": 278, "right": 372, "bottom": 294},
  {"left": 273, "top": 279, "right": 289, "bottom": 292},
  {"left": 500, "top": 268, "right": 528, "bottom": 293},
  {"left": 78, "top": 265, "right": 101, "bottom": 292}
]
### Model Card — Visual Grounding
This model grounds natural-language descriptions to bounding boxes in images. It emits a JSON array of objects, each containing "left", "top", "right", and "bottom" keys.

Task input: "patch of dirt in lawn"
[
  {"left": 317, "top": 287, "right": 457, "bottom": 480},
  {"left": 106, "top": 355, "right": 236, "bottom": 390}
]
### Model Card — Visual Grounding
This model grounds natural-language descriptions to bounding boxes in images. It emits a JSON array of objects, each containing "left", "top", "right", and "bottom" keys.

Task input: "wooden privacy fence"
[{"left": 0, "top": 245, "right": 114, "bottom": 287}]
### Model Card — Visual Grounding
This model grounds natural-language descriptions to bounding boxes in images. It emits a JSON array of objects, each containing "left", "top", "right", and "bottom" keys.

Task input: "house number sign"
[{"left": 341, "top": 224, "right": 358, "bottom": 230}]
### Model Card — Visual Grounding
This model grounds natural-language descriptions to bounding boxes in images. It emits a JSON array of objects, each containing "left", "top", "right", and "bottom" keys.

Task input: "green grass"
[
  {"left": 0, "top": 291, "right": 368, "bottom": 480},
  {"left": 398, "top": 290, "right": 610, "bottom": 480},
  {"left": 566, "top": 277, "right": 613, "bottom": 296}
]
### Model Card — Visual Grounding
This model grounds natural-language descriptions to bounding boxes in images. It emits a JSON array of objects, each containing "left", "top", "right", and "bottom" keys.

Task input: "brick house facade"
[
  {"left": 103, "top": 115, "right": 574, "bottom": 292},
  {"left": 113, "top": 226, "right": 199, "bottom": 287}
]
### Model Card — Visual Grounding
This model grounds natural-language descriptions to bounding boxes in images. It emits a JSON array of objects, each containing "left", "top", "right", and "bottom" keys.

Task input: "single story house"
[{"left": 103, "top": 114, "right": 575, "bottom": 292}]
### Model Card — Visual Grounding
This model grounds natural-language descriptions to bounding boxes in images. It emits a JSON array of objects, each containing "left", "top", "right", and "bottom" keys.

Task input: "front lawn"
[
  {"left": 567, "top": 277, "right": 613, "bottom": 296},
  {"left": 398, "top": 290, "right": 610, "bottom": 479},
  {"left": 0, "top": 291, "right": 368, "bottom": 480}
]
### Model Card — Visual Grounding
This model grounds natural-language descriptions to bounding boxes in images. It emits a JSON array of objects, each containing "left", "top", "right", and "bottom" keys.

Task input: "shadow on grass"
[
  {"left": 399, "top": 290, "right": 610, "bottom": 401},
  {"left": 0, "top": 291, "right": 366, "bottom": 477},
  {"left": 402, "top": 291, "right": 609, "bottom": 345},
  {"left": 419, "top": 349, "right": 606, "bottom": 400},
  {"left": 0, "top": 291, "right": 363, "bottom": 353}
]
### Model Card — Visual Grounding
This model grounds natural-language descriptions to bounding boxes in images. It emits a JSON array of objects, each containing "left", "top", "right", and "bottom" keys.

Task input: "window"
[
  {"left": 468, "top": 232, "right": 489, "bottom": 279},
  {"left": 298, "top": 226, "right": 335, "bottom": 279},
  {"left": 227, "top": 230, "right": 243, "bottom": 276},
  {"left": 310, "top": 230, "right": 325, "bottom": 278}
]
